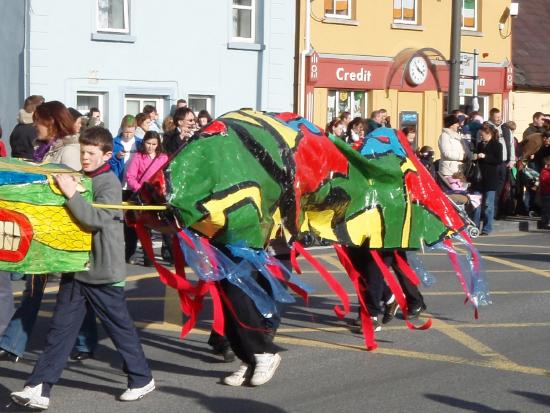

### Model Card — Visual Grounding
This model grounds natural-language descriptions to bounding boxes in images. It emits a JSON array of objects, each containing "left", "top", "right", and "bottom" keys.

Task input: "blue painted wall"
[
  {"left": 0, "top": 0, "right": 26, "bottom": 152},
  {"left": 25, "top": 0, "right": 296, "bottom": 134}
]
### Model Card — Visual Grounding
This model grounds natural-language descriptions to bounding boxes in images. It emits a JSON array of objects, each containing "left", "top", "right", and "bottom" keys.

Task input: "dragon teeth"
[{"left": 0, "top": 220, "right": 22, "bottom": 252}]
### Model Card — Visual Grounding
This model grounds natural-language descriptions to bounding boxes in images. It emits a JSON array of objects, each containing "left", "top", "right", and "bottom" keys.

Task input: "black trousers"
[
  {"left": 346, "top": 247, "right": 424, "bottom": 316},
  {"left": 122, "top": 190, "right": 138, "bottom": 261},
  {"left": 219, "top": 272, "right": 276, "bottom": 366},
  {"left": 495, "top": 162, "right": 508, "bottom": 218},
  {"left": 26, "top": 276, "right": 152, "bottom": 395}
]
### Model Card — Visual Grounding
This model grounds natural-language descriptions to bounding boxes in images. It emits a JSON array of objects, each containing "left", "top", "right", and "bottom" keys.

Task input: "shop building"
[
  {"left": 510, "top": 0, "right": 550, "bottom": 136},
  {"left": 297, "top": 0, "right": 513, "bottom": 151}
]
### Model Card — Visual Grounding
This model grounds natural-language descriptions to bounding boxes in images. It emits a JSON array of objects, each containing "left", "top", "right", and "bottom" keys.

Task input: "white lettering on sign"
[
  {"left": 478, "top": 78, "right": 486, "bottom": 87},
  {"left": 336, "top": 67, "right": 372, "bottom": 82}
]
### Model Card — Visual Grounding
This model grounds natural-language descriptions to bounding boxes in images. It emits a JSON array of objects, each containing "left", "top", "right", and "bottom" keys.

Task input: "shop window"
[
  {"left": 97, "top": 0, "right": 129, "bottom": 33},
  {"left": 462, "top": 0, "right": 478, "bottom": 31},
  {"left": 232, "top": 0, "right": 255, "bottom": 42},
  {"left": 324, "top": 0, "right": 352, "bottom": 19},
  {"left": 393, "top": 0, "right": 418, "bottom": 25},
  {"left": 327, "top": 90, "right": 366, "bottom": 122},
  {"left": 124, "top": 95, "right": 165, "bottom": 119},
  {"left": 188, "top": 95, "right": 215, "bottom": 117}
]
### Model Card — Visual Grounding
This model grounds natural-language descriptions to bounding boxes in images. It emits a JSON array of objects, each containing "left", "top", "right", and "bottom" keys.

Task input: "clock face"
[{"left": 407, "top": 56, "right": 429, "bottom": 86}]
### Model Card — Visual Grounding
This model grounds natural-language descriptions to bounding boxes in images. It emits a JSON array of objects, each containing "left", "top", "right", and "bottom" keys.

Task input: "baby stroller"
[{"left": 436, "top": 172, "right": 481, "bottom": 238}]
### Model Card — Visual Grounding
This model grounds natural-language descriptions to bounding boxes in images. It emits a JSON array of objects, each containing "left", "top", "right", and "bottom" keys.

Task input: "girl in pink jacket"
[{"left": 124, "top": 131, "right": 168, "bottom": 192}]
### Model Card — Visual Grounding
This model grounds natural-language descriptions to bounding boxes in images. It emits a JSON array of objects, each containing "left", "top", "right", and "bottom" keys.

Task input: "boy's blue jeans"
[
  {"left": 0, "top": 275, "right": 97, "bottom": 357},
  {"left": 27, "top": 276, "right": 152, "bottom": 395}
]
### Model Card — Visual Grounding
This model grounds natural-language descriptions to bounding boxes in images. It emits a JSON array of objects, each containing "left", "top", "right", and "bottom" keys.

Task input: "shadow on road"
[
  {"left": 511, "top": 390, "right": 550, "bottom": 407},
  {"left": 159, "top": 386, "right": 287, "bottom": 413},
  {"left": 424, "top": 393, "right": 521, "bottom": 412},
  {"left": 482, "top": 251, "right": 550, "bottom": 264}
]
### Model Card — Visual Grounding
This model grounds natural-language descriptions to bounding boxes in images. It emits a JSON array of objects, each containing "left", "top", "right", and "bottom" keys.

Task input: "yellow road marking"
[
  {"left": 481, "top": 254, "right": 550, "bottom": 279},
  {"left": 432, "top": 318, "right": 507, "bottom": 360},
  {"left": 474, "top": 242, "right": 550, "bottom": 249},
  {"left": 163, "top": 286, "right": 182, "bottom": 325}
]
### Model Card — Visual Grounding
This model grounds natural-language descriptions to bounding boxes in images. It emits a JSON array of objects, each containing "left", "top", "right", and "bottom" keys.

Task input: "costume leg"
[{"left": 219, "top": 274, "right": 276, "bottom": 367}]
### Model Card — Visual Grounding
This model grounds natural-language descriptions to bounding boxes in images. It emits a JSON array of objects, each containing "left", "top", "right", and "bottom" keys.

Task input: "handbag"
[{"left": 466, "top": 161, "right": 482, "bottom": 184}]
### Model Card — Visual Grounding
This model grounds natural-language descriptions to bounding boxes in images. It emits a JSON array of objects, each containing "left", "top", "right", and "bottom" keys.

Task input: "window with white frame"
[
  {"left": 324, "top": 0, "right": 352, "bottom": 19},
  {"left": 97, "top": 0, "right": 129, "bottom": 33},
  {"left": 327, "top": 90, "right": 366, "bottom": 122},
  {"left": 188, "top": 95, "right": 215, "bottom": 117},
  {"left": 232, "top": 0, "right": 255, "bottom": 42},
  {"left": 462, "top": 0, "right": 478, "bottom": 31},
  {"left": 76, "top": 92, "right": 105, "bottom": 116},
  {"left": 393, "top": 0, "right": 418, "bottom": 24},
  {"left": 124, "top": 95, "right": 165, "bottom": 119}
]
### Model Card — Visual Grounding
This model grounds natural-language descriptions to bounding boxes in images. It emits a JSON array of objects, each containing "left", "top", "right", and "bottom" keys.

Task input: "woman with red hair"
[{"left": 32, "top": 101, "right": 81, "bottom": 170}]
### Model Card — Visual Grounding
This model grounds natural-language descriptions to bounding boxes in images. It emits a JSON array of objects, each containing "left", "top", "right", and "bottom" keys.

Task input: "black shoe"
[
  {"left": 382, "top": 299, "right": 399, "bottom": 324},
  {"left": 351, "top": 316, "right": 381, "bottom": 334},
  {"left": 221, "top": 348, "right": 236, "bottom": 363},
  {"left": 408, "top": 303, "right": 427, "bottom": 320},
  {"left": 70, "top": 351, "right": 94, "bottom": 361},
  {"left": 0, "top": 349, "right": 20, "bottom": 363}
]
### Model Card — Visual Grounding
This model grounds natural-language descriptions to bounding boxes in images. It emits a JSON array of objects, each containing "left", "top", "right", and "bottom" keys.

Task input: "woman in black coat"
[{"left": 473, "top": 123, "right": 503, "bottom": 235}]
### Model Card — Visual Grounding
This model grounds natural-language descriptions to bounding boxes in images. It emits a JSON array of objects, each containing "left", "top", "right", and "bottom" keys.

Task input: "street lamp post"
[{"left": 448, "top": 0, "right": 463, "bottom": 112}]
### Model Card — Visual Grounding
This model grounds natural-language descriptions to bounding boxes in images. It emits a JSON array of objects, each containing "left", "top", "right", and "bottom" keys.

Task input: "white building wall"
[{"left": 27, "top": 0, "right": 296, "bottom": 134}]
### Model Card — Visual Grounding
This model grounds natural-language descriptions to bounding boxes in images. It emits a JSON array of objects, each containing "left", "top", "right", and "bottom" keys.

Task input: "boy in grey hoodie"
[{"left": 10, "top": 127, "right": 154, "bottom": 410}]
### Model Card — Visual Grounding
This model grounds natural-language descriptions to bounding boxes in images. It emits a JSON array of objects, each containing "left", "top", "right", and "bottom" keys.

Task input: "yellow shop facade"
[{"left": 296, "top": 0, "right": 514, "bottom": 150}]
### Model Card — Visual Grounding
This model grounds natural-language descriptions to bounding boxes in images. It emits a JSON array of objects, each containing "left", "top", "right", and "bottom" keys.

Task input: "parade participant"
[
  {"left": 40, "top": 105, "right": 83, "bottom": 171},
  {"left": 486, "top": 108, "right": 514, "bottom": 219},
  {"left": 366, "top": 110, "right": 383, "bottom": 134},
  {"left": 402, "top": 126, "right": 417, "bottom": 150},
  {"left": 347, "top": 245, "right": 427, "bottom": 332},
  {"left": 345, "top": 117, "right": 365, "bottom": 146},
  {"left": 0, "top": 271, "right": 13, "bottom": 336},
  {"left": 9, "top": 95, "right": 44, "bottom": 159},
  {"left": 134, "top": 113, "right": 152, "bottom": 139},
  {"left": 416, "top": 145, "right": 436, "bottom": 178},
  {"left": 539, "top": 156, "right": 550, "bottom": 229},
  {"left": 0, "top": 101, "right": 91, "bottom": 364},
  {"left": 339, "top": 111, "right": 352, "bottom": 128},
  {"left": 197, "top": 110, "right": 213, "bottom": 128},
  {"left": 523, "top": 112, "right": 546, "bottom": 139},
  {"left": 124, "top": 131, "right": 168, "bottom": 267},
  {"left": 163, "top": 107, "right": 196, "bottom": 155},
  {"left": 142, "top": 105, "right": 161, "bottom": 133},
  {"left": 0, "top": 124, "right": 7, "bottom": 157},
  {"left": 109, "top": 115, "right": 142, "bottom": 262},
  {"left": 438, "top": 114, "right": 471, "bottom": 177},
  {"left": 326, "top": 118, "right": 346, "bottom": 139},
  {"left": 473, "top": 124, "right": 503, "bottom": 235},
  {"left": 10, "top": 127, "right": 154, "bottom": 410}
]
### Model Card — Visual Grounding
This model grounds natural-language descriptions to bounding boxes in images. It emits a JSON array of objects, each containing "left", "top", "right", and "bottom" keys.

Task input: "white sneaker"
[
  {"left": 223, "top": 364, "right": 251, "bottom": 386},
  {"left": 119, "top": 379, "right": 155, "bottom": 401},
  {"left": 372, "top": 316, "right": 382, "bottom": 332},
  {"left": 250, "top": 353, "right": 281, "bottom": 386},
  {"left": 11, "top": 383, "right": 50, "bottom": 410}
]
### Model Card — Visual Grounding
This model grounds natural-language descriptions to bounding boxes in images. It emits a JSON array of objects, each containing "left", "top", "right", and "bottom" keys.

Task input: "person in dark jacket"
[
  {"left": 522, "top": 112, "right": 546, "bottom": 139},
  {"left": 9, "top": 95, "right": 44, "bottom": 159},
  {"left": 473, "top": 124, "right": 503, "bottom": 235},
  {"left": 163, "top": 107, "right": 197, "bottom": 156}
]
